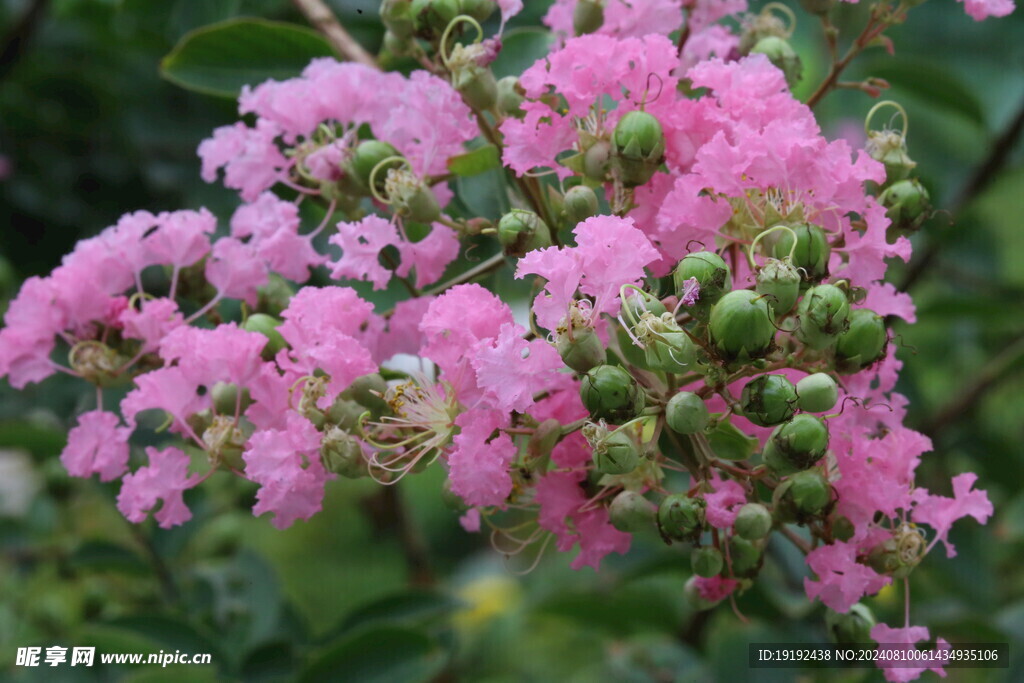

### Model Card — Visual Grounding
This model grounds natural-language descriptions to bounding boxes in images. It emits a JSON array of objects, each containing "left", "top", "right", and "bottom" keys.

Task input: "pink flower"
[
  {"left": 328, "top": 215, "right": 399, "bottom": 290},
  {"left": 230, "top": 193, "right": 325, "bottom": 282},
  {"left": 543, "top": 0, "right": 685, "bottom": 40},
  {"left": 117, "top": 446, "right": 198, "bottom": 528},
  {"left": 120, "top": 366, "right": 207, "bottom": 432},
  {"left": 143, "top": 209, "right": 216, "bottom": 269},
  {"left": 205, "top": 237, "right": 269, "bottom": 305},
  {"left": 446, "top": 409, "right": 516, "bottom": 507},
  {"left": 803, "top": 541, "right": 890, "bottom": 613},
  {"left": 244, "top": 414, "right": 330, "bottom": 529},
  {"left": 119, "top": 298, "right": 184, "bottom": 353},
  {"left": 703, "top": 477, "right": 746, "bottom": 528},
  {"left": 159, "top": 324, "right": 268, "bottom": 389},
  {"left": 395, "top": 224, "right": 460, "bottom": 289},
  {"left": 961, "top": 0, "right": 1015, "bottom": 20},
  {"left": 472, "top": 323, "right": 564, "bottom": 413},
  {"left": 870, "top": 623, "right": 950, "bottom": 683},
  {"left": 679, "top": 277, "right": 701, "bottom": 306},
  {"left": 60, "top": 410, "right": 131, "bottom": 482},
  {"left": 497, "top": 0, "right": 523, "bottom": 28},
  {"left": 198, "top": 119, "right": 287, "bottom": 201},
  {"left": 693, "top": 575, "right": 739, "bottom": 603},
  {"left": 910, "top": 473, "right": 993, "bottom": 558}
]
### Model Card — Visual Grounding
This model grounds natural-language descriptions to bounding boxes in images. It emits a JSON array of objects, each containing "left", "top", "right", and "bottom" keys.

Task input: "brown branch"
[
  {"left": 291, "top": 0, "right": 377, "bottom": 68},
  {"left": 806, "top": 4, "right": 898, "bottom": 109}
]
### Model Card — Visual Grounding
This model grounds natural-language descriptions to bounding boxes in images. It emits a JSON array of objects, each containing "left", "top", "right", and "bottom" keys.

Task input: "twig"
[
  {"left": 290, "top": 0, "right": 377, "bottom": 68},
  {"left": 125, "top": 523, "right": 181, "bottom": 606},
  {"left": 778, "top": 525, "right": 812, "bottom": 555},
  {"left": 422, "top": 252, "right": 507, "bottom": 296},
  {"left": 362, "top": 484, "right": 436, "bottom": 586}
]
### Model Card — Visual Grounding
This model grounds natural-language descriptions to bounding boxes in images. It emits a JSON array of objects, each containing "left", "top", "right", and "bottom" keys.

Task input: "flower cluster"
[{"left": 0, "top": 1, "right": 1013, "bottom": 680}]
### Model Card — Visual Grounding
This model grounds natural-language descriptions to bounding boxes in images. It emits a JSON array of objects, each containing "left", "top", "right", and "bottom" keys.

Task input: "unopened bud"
[
  {"left": 460, "top": 0, "right": 497, "bottom": 22},
  {"left": 665, "top": 391, "right": 710, "bottom": 435},
  {"left": 349, "top": 140, "right": 403, "bottom": 193},
  {"left": 834, "top": 309, "right": 887, "bottom": 374},
  {"left": 756, "top": 258, "right": 801, "bottom": 315},
  {"left": 563, "top": 185, "right": 599, "bottom": 225},
  {"left": 740, "top": 374, "right": 798, "bottom": 427},
  {"left": 212, "top": 382, "right": 252, "bottom": 417},
  {"left": 497, "top": 209, "right": 553, "bottom": 257},
  {"left": 573, "top": 0, "right": 605, "bottom": 35},
  {"left": 611, "top": 110, "right": 666, "bottom": 187},
  {"left": 242, "top": 313, "right": 287, "bottom": 361},
  {"left": 691, "top": 546, "right": 724, "bottom": 578},
  {"left": 658, "top": 493, "right": 706, "bottom": 542},
  {"left": 411, "top": 0, "right": 460, "bottom": 39},
  {"left": 735, "top": 503, "right": 773, "bottom": 540},
  {"left": 826, "top": 603, "right": 876, "bottom": 644},
  {"left": 381, "top": 0, "right": 415, "bottom": 39},
  {"left": 608, "top": 490, "right": 656, "bottom": 532},
  {"left": 673, "top": 251, "right": 732, "bottom": 313},
  {"left": 763, "top": 414, "right": 830, "bottom": 475},
  {"left": 583, "top": 139, "right": 612, "bottom": 182},
  {"left": 729, "top": 535, "right": 764, "bottom": 577},
  {"left": 709, "top": 290, "right": 776, "bottom": 363},
  {"left": 795, "top": 373, "right": 838, "bottom": 413},
  {"left": 496, "top": 76, "right": 525, "bottom": 118},
  {"left": 591, "top": 422, "right": 642, "bottom": 475},
  {"left": 321, "top": 426, "right": 368, "bottom": 478},
  {"left": 580, "top": 365, "right": 645, "bottom": 423},
  {"left": 796, "top": 284, "right": 851, "bottom": 350},
  {"left": 772, "top": 224, "right": 831, "bottom": 285},
  {"left": 772, "top": 469, "right": 832, "bottom": 523},
  {"left": 751, "top": 36, "right": 802, "bottom": 88},
  {"left": 879, "top": 178, "right": 931, "bottom": 231}
]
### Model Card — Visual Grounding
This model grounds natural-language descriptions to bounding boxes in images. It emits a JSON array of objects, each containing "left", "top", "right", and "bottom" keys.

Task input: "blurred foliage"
[{"left": 0, "top": 0, "right": 1023, "bottom": 681}]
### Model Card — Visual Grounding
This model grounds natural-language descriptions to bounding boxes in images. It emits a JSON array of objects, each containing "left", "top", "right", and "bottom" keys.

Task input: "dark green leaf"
[
  {"left": 861, "top": 58, "right": 987, "bottom": 128},
  {"left": 161, "top": 19, "right": 336, "bottom": 97},
  {"left": 299, "top": 626, "right": 446, "bottom": 683},
  {"left": 69, "top": 540, "right": 150, "bottom": 575},
  {"left": 335, "top": 590, "right": 464, "bottom": 636},
  {"left": 491, "top": 28, "right": 555, "bottom": 80},
  {"left": 447, "top": 144, "right": 501, "bottom": 176}
]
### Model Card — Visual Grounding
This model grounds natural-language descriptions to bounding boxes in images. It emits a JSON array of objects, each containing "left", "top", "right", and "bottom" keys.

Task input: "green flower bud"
[
  {"left": 674, "top": 251, "right": 733, "bottom": 311},
  {"left": 382, "top": 29, "right": 414, "bottom": 56},
  {"left": 611, "top": 110, "right": 666, "bottom": 187},
  {"left": 497, "top": 209, "right": 553, "bottom": 257},
  {"left": 450, "top": 53, "right": 498, "bottom": 110},
  {"left": 772, "top": 469, "right": 832, "bottom": 523},
  {"left": 386, "top": 169, "right": 441, "bottom": 223},
  {"left": 256, "top": 274, "right": 294, "bottom": 317},
  {"left": 831, "top": 515, "right": 856, "bottom": 542},
  {"left": 527, "top": 418, "right": 562, "bottom": 460},
  {"left": 325, "top": 397, "right": 365, "bottom": 430},
  {"left": 580, "top": 365, "right": 645, "bottom": 423},
  {"left": 381, "top": 0, "right": 415, "bottom": 39},
  {"left": 826, "top": 603, "right": 876, "bottom": 645},
  {"left": 796, "top": 284, "right": 851, "bottom": 350},
  {"left": 621, "top": 289, "right": 668, "bottom": 320},
  {"left": 867, "top": 524, "right": 925, "bottom": 579},
  {"left": 729, "top": 536, "right": 764, "bottom": 577},
  {"left": 212, "top": 382, "right": 252, "bottom": 417},
  {"left": 573, "top": 0, "right": 605, "bottom": 35},
  {"left": 242, "top": 313, "right": 287, "bottom": 361},
  {"left": 635, "top": 312, "right": 697, "bottom": 373},
  {"left": 763, "top": 414, "right": 830, "bottom": 475},
  {"left": 591, "top": 425, "right": 641, "bottom": 475},
  {"left": 563, "top": 185, "right": 600, "bottom": 225},
  {"left": 658, "top": 493, "right": 706, "bottom": 542},
  {"left": 496, "top": 76, "right": 525, "bottom": 118},
  {"left": 756, "top": 258, "right": 801, "bottom": 315},
  {"left": 321, "top": 426, "right": 368, "bottom": 478},
  {"left": 751, "top": 37, "right": 802, "bottom": 88},
  {"left": 691, "top": 546, "right": 724, "bottom": 578},
  {"left": 608, "top": 490, "right": 656, "bottom": 532},
  {"left": 834, "top": 309, "right": 887, "bottom": 374},
  {"left": 709, "top": 290, "right": 776, "bottom": 363},
  {"left": 411, "top": 0, "right": 461, "bottom": 39},
  {"left": 68, "top": 341, "right": 129, "bottom": 387},
  {"left": 202, "top": 415, "right": 247, "bottom": 471},
  {"left": 556, "top": 326, "right": 606, "bottom": 373},
  {"left": 796, "top": 373, "right": 838, "bottom": 413},
  {"left": 665, "top": 391, "right": 710, "bottom": 435},
  {"left": 879, "top": 178, "right": 931, "bottom": 231},
  {"left": 740, "top": 374, "right": 798, "bottom": 427},
  {"left": 583, "top": 139, "right": 612, "bottom": 181},
  {"left": 866, "top": 129, "right": 916, "bottom": 184},
  {"left": 772, "top": 224, "right": 831, "bottom": 285},
  {"left": 738, "top": 8, "right": 788, "bottom": 54},
  {"left": 459, "top": 0, "right": 497, "bottom": 22},
  {"left": 735, "top": 503, "right": 773, "bottom": 540},
  {"left": 349, "top": 140, "right": 402, "bottom": 193},
  {"left": 340, "top": 374, "right": 389, "bottom": 416}
]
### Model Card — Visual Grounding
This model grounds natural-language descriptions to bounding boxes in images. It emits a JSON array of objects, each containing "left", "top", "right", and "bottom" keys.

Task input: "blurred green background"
[{"left": 0, "top": 0, "right": 1022, "bottom": 681}]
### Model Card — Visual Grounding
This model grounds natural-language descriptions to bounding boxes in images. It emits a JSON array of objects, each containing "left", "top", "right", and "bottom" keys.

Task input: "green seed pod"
[
  {"left": 563, "top": 185, "right": 600, "bottom": 225},
  {"left": 608, "top": 490, "right": 656, "bottom": 532},
  {"left": 738, "top": 7, "right": 788, "bottom": 54},
  {"left": 709, "top": 289, "right": 776, "bottom": 362},
  {"left": 451, "top": 57, "right": 498, "bottom": 111},
  {"left": 772, "top": 469, "right": 832, "bottom": 523},
  {"left": 592, "top": 426, "right": 641, "bottom": 475},
  {"left": 826, "top": 603, "right": 877, "bottom": 645},
  {"left": 459, "top": 0, "right": 497, "bottom": 22},
  {"left": 583, "top": 139, "right": 612, "bottom": 181},
  {"left": 320, "top": 426, "right": 368, "bottom": 478},
  {"left": 497, "top": 209, "right": 553, "bottom": 257},
  {"left": 772, "top": 224, "right": 831, "bottom": 285},
  {"left": 636, "top": 312, "right": 697, "bottom": 373},
  {"left": 796, "top": 373, "right": 839, "bottom": 413},
  {"left": 763, "top": 414, "right": 830, "bottom": 475},
  {"left": 340, "top": 374, "right": 389, "bottom": 416},
  {"left": 382, "top": 30, "right": 413, "bottom": 56},
  {"left": 866, "top": 525, "right": 925, "bottom": 579},
  {"left": 68, "top": 341, "right": 130, "bottom": 388},
  {"left": 212, "top": 382, "right": 252, "bottom": 417},
  {"left": 750, "top": 36, "right": 802, "bottom": 88},
  {"left": 756, "top": 257, "right": 801, "bottom": 315},
  {"left": 691, "top": 546, "right": 724, "bottom": 578},
  {"left": 556, "top": 326, "right": 606, "bottom": 373},
  {"left": 386, "top": 170, "right": 441, "bottom": 223},
  {"left": 831, "top": 515, "right": 856, "bottom": 542},
  {"left": 580, "top": 365, "right": 645, "bottom": 423},
  {"left": 740, "top": 374, "right": 798, "bottom": 427},
  {"left": 380, "top": 0, "right": 415, "bottom": 39},
  {"left": 241, "top": 313, "right": 287, "bottom": 361},
  {"left": 621, "top": 289, "right": 668, "bottom": 320},
  {"left": 527, "top": 419, "right": 562, "bottom": 460},
  {"left": 411, "top": 0, "right": 461, "bottom": 39},
  {"left": 658, "top": 493, "right": 706, "bottom": 542},
  {"left": 496, "top": 76, "right": 525, "bottom": 118},
  {"left": 834, "top": 309, "right": 887, "bottom": 374},
  {"left": 611, "top": 110, "right": 666, "bottom": 187},
  {"left": 796, "top": 284, "right": 851, "bottom": 350},
  {"left": 325, "top": 397, "right": 365, "bottom": 430},
  {"left": 734, "top": 503, "right": 773, "bottom": 540},
  {"left": 729, "top": 536, "right": 764, "bottom": 577},
  {"left": 879, "top": 178, "right": 931, "bottom": 231},
  {"left": 665, "top": 391, "right": 710, "bottom": 435},
  {"left": 866, "top": 130, "right": 916, "bottom": 184},
  {"left": 349, "top": 140, "right": 403, "bottom": 193},
  {"left": 573, "top": 0, "right": 605, "bottom": 35}
]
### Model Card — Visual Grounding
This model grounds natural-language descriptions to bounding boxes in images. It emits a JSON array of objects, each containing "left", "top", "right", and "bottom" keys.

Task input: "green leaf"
[
  {"left": 706, "top": 418, "right": 758, "bottom": 461},
  {"left": 447, "top": 144, "right": 500, "bottom": 177},
  {"left": 0, "top": 419, "right": 66, "bottom": 456},
  {"left": 492, "top": 28, "right": 555, "bottom": 80},
  {"left": 335, "top": 590, "right": 464, "bottom": 636},
  {"left": 161, "top": 18, "right": 335, "bottom": 97},
  {"left": 299, "top": 626, "right": 446, "bottom": 683},
  {"left": 69, "top": 540, "right": 150, "bottom": 575},
  {"left": 861, "top": 58, "right": 987, "bottom": 129},
  {"left": 102, "top": 615, "right": 222, "bottom": 662}
]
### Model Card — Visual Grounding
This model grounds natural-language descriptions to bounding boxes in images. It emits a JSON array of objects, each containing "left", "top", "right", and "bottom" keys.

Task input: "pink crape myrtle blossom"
[
  {"left": 117, "top": 446, "right": 200, "bottom": 528},
  {"left": 803, "top": 541, "right": 891, "bottom": 613},
  {"left": 60, "top": 410, "right": 132, "bottom": 482},
  {"left": 870, "top": 624, "right": 950, "bottom": 683},
  {"left": 446, "top": 409, "right": 517, "bottom": 507},
  {"left": 543, "top": 0, "right": 685, "bottom": 40},
  {"left": 910, "top": 473, "right": 994, "bottom": 558}
]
